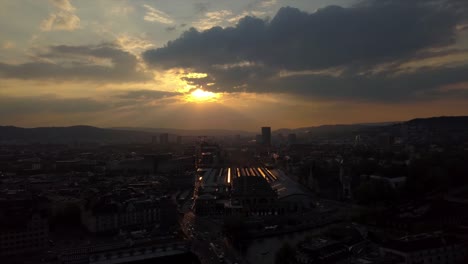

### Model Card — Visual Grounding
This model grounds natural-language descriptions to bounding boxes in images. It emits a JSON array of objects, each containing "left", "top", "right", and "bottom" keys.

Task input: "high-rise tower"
[{"left": 261, "top": 127, "right": 271, "bottom": 146}]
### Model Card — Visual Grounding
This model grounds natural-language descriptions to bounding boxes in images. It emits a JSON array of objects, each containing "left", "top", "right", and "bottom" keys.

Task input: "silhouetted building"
[
  {"left": 193, "top": 167, "right": 315, "bottom": 216},
  {"left": 296, "top": 239, "right": 350, "bottom": 264},
  {"left": 380, "top": 233, "right": 466, "bottom": 264},
  {"left": 176, "top": 135, "right": 182, "bottom": 144},
  {"left": 0, "top": 191, "right": 49, "bottom": 257},
  {"left": 262, "top": 127, "right": 271, "bottom": 146},
  {"left": 160, "top": 133, "right": 169, "bottom": 144},
  {"left": 231, "top": 176, "right": 277, "bottom": 214},
  {"left": 81, "top": 198, "right": 161, "bottom": 233},
  {"left": 108, "top": 155, "right": 157, "bottom": 174}
]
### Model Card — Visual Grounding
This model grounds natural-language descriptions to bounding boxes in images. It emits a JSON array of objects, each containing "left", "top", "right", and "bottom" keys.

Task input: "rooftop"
[{"left": 382, "top": 233, "right": 461, "bottom": 253}]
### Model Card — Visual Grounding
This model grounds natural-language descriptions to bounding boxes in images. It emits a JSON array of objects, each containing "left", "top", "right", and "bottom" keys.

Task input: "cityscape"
[
  {"left": 1, "top": 0, "right": 468, "bottom": 264},
  {"left": 1, "top": 117, "right": 468, "bottom": 264}
]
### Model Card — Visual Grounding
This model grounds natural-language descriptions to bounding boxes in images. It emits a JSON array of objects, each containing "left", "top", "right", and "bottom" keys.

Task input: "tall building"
[
  {"left": 261, "top": 127, "right": 271, "bottom": 146},
  {"left": 160, "top": 133, "right": 169, "bottom": 144}
]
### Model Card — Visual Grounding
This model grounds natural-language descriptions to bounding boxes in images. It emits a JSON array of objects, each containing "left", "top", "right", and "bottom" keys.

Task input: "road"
[{"left": 180, "top": 207, "right": 246, "bottom": 264}]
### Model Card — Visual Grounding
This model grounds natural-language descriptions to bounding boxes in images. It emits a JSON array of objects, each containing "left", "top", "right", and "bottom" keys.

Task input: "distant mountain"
[
  {"left": 0, "top": 125, "right": 153, "bottom": 144},
  {"left": 0, "top": 125, "right": 255, "bottom": 144},
  {"left": 273, "top": 116, "right": 468, "bottom": 140},
  {"left": 405, "top": 116, "right": 468, "bottom": 128},
  {"left": 273, "top": 121, "right": 399, "bottom": 136},
  {"left": 1, "top": 116, "right": 466, "bottom": 144},
  {"left": 111, "top": 127, "right": 255, "bottom": 137}
]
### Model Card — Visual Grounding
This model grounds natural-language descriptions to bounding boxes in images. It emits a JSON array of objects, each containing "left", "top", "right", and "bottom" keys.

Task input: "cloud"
[
  {"left": 143, "top": 4, "right": 174, "bottom": 24},
  {"left": 110, "top": 4, "right": 134, "bottom": 16},
  {"left": 0, "top": 95, "right": 109, "bottom": 115},
  {"left": 192, "top": 9, "right": 267, "bottom": 31},
  {"left": 41, "top": 0, "right": 80, "bottom": 31},
  {"left": 165, "top": 26, "right": 177, "bottom": 32},
  {"left": 116, "top": 34, "right": 154, "bottom": 56},
  {"left": 192, "top": 10, "right": 233, "bottom": 30},
  {"left": 143, "top": 0, "right": 468, "bottom": 102},
  {"left": 0, "top": 44, "right": 149, "bottom": 82},
  {"left": 260, "top": 64, "right": 468, "bottom": 102},
  {"left": 247, "top": 0, "right": 277, "bottom": 9},
  {"left": 259, "top": 0, "right": 277, "bottom": 8},
  {"left": 147, "top": 4, "right": 460, "bottom": 70},
  {"left": 50, "top": 0, "right": 75, "bottom": 11},
  {"left": 116, "top": 89, "right": 181, "bottom": 100},
  {"left": 2, "top": 41, "right": 15, "bottom": 50},
  {"left": 227, "top": 10, "right": 267, "bottom": 24}
]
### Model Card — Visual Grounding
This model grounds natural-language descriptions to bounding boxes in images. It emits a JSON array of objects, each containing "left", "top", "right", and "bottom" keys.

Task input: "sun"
[{"left": 185, "top": 88, "right": 221, "bottom": 103}]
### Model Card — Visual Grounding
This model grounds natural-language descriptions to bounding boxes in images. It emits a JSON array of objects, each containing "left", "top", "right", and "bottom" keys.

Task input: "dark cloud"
[
  {"left": 181, "top": 61, "right": 468, "bottom": 102},
  {"left": 260, "top": 64, "right": 468, "bottom": 102},
  {"left": 116, "top": 89, "right": 181, "bottom": 100},
  {"left": 0, "top": 44, "right": 149, "bottom": 82},
  {"left": 142, "top": 0, "right": 468, "bottom": 101},
  {"left": 0, "top": 91, "right": 180, "bottom": 117},
  {"left": 145, "top": 3, "right": 460, "bottom": 70},
  {"left": 0, "top": 96, "right": 109, "bottom": 115}
]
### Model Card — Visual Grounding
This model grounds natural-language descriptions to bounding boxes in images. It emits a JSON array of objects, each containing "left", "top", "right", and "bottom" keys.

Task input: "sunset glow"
[
  {"left": 0, "top": 0, "right": 467, "bottom": 130},
  {"left": 185, "top": 89, "right": 221, "bottom": 103}
]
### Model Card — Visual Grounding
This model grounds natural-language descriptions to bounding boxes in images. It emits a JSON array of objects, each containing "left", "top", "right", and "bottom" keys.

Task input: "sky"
[{"left": 0, "top": 0, "right": 468, "bottom": 131}]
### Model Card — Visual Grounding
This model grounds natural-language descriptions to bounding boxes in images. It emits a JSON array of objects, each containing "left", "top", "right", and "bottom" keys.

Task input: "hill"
[
  {"left": 111, "top": 127, "right": 255, "bottom": 137},
  {"left": 1, "top": 116, "right": 467, "bottom": 144},
  {"left": 0, "top": 125, "right": 153, "bottom": 144}
]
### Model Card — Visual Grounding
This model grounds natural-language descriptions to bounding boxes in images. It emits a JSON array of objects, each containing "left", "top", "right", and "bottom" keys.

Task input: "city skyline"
[{"left": 1, "top": 0, "right": 468, "bottom": 130}]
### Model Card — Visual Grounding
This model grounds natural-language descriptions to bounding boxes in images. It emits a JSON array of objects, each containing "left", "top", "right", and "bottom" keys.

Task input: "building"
[
  {"left": 380, "top": 233, "right": 466, "bottom": 264},
  {"left": 231, "top": 176, "right": 278, "bottom": 215},
  {"left": 159, "top": 133, "right": 169, "bottom": 144},
  {"left": 157, "top": 155, "right": 194, "bottom": 174},
  {"left": 81, "top": 198, "right": 161, "bottom": 233},
  {"left": 339, "top": 160, "right": 352, "bottom": 200},
  {"left": 296, "top": 238, "right": 351, "bottom": 264},
  {"left": 0, "top": 191, "right": 49, "bottom": 257},
  {"left": 59, "top": 240, "right": 191, "bottom": 264},
  {"left": 193, "top": 167, "right": 311, "bottom": 216},
  {"left": 197, "top": 142, "right": 220, "bottom": 167},
  {"left": 369, "top": 175, "right": 407, "bottom": 189},
  {"left": 107, "top": 156, "right": 156, "bottom": 174},
  {"left": 262, "top": 127, "right": 271, "bottom": 146}
]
